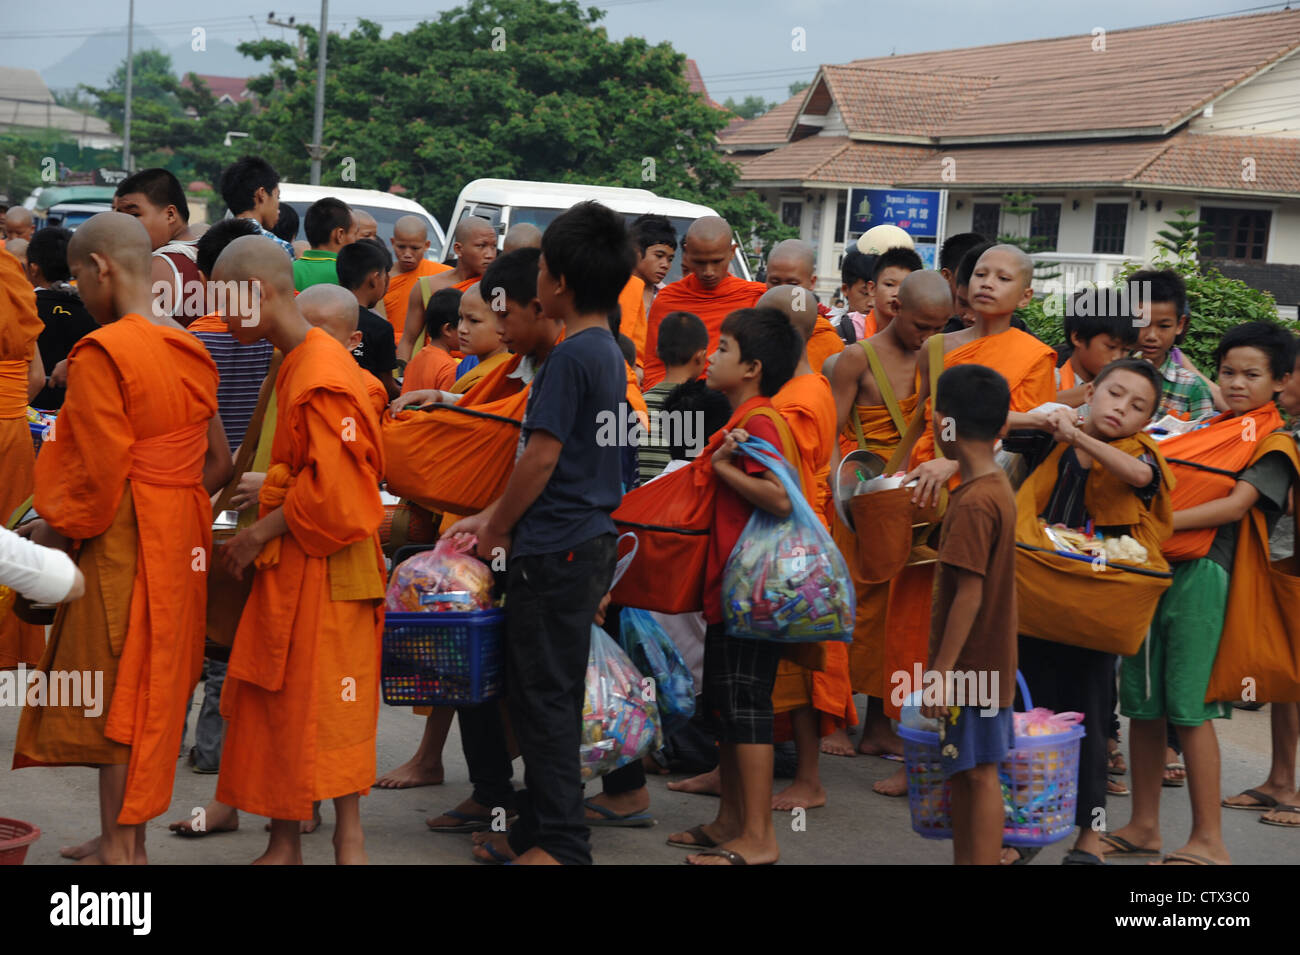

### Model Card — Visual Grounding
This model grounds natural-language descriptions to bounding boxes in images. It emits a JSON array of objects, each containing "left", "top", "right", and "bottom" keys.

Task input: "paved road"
[{"left": 2, "top": 690, "right": 1291, "bottom": 865}]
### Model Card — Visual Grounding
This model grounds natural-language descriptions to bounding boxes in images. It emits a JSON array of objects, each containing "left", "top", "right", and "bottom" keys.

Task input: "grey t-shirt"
[{"left": 1206, "top": 450, "right": 1296, "bottom": 571}]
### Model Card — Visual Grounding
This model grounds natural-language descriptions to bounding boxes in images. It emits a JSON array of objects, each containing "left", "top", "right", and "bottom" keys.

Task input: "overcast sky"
[{"left": 0, "top": 0, "right": 1279, "bottom": 102}]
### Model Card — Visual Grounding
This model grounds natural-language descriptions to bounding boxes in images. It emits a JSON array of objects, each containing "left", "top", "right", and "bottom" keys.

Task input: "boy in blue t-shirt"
[{"left": 448, "top": 201, "right": 631, "bottom": 866}]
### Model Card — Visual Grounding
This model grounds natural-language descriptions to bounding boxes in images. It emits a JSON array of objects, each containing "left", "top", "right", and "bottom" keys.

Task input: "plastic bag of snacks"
[
  {"left": 581, "top": 625, "right": 663, "bottom": 781},
  {"left": 722, "top": 436, "right": 854, "bottom": 642},
  {"left": 619, "top": 607, "right": 695, "bottom": 731},
  {"left": 1013, "top": 708, "right": 1084, "bottom": 738},
  {"left": 384, "top": 537, "right": 495, "bottom": 612}
]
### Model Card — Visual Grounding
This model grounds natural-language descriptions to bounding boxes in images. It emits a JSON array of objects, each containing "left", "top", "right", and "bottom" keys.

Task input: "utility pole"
[
  {"left": 308, "top": 0, "right": 328, "bottom": 185},
  {"left": 267, "top": 13, "right": 306, "bottom": 61},
  {"left": 122, "top": 0, "right": 134, "bottom": 171}
]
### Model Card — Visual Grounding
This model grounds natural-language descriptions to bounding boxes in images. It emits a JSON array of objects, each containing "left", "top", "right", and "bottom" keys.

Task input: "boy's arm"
[
  {"left": 830, "top": 345, "right": 866, "bottom": 436},
  {"left": 396, "top": 283, "right": 425, "bottom": 363},
  {"left": 1172, "top": 480, "right": 1260, "bottom": 531},
  {"left": 713, "top": 452, "right": 792, "bottom": 518},
  {"left": 1047, "top": 410, "right": 1154, "bottom": 487},
  {"left": 1176, "top": 351, "right": 1228, "bottom": 414}
]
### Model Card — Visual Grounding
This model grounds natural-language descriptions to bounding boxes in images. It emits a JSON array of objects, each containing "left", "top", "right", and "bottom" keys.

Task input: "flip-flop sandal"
[
  {"left": 684, "top": 847, "right": 772, "bottom": 866},
  {"left": 427, "top": 809, "right": 495, "bottom": 833},
  {"left": 1162, "top": 763, "right": 1187, "bottom": 788},
  {"left": 1259, "top": 805, "right": 1300, "bottom": 828},
  {"left": 1062, "top": 849, "right": 1106, "bottom": 865},
  {"left": 1223, "top": 788, "right": 1279, "bottom": 810},
  {"left": 1108, "top": 778, "right": 1130, "bottom": 797},
  {"left": 1100, "top": 834, "right": 1160, "bottom": 857},
  {"left": 1003, "top": 845, "right": 1040, "bottom": 865},
  {"left": 584, "top": 798, "right": 656, "bottom": 828},
  {"left": 666, "top": 824, "right": 719, "bottom": 850},
  {"left": 472, "top": 841, "right": 515, "bottom": 865},
  {"left": 169, "top": 822, "right": 238, "bottom": 839},
  {"left": 1160, "top": 852, "right": 1218, "bottom": 865},
  {"left": 1108, "top": 751, "right": 1127, "bottom": 776}
]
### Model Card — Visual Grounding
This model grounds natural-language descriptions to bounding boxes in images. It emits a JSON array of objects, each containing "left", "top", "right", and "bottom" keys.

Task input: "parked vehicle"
[{"left": 275, "top": 183, "right": 446, "bottom": 260}]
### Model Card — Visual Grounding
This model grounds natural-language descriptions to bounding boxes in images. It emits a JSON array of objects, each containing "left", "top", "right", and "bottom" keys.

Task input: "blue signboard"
[{"left": 848, "top": 188, "right": 941, "bottom": 237}]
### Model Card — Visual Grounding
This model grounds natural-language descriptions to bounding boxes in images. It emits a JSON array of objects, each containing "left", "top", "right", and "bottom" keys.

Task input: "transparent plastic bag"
[
  {"left": 581, "top": 625, "right": 663, "bottom": 781},
  {"left": 385, "top": 537, "right": 495, "bottom": 612},
  {"left": 722, "top": 437, "right": 855, "bottom": 642},
  {"left": 619, "top": 607, "right": 695, "bottom": 731}
]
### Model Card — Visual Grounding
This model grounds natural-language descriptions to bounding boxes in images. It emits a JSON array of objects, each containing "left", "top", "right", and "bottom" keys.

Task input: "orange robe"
[
  {"left": 384, "top": 260, "right": 451, "bottom": 344},
  {"left": 806, "top": 316, "right": 845, "bottom": 376},
  {"left": 402, "top": 345, "right": 459, "bottom": 394},
  {"left": 642, "top": 273, "right": 766, "bottom": 389},
  {"left": 617, "top": 275, "right": 648, "bottom": 367},
  {"left": 13, "top": 314, "right": 218, "bottom": 825},
  {"left": 771, "top": 373, "right": 856, "bottom": 736},
  {"left": 216, "top": 327, "right": 386, "bottom": 819},
  {"left": 0, "top": 249, "right": 44, "bottom": 668},
  {"left": 451, "top": 350, "right": 512, "bottom": 395}
]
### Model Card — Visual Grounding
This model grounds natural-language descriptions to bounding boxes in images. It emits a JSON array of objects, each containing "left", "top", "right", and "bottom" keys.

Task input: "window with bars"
[
  {"left": 1201, "top": 207, "right": 1271, "bottom": 261},
  {"left": 1030, "top": 202, "right": 1061, "bottom": 252},
  {"left": 834, "top": 193, "right": 847, "bottom": 242},
  {"left": 781, "top": 200, "right": 803, "bottom": 231},
  {"left": 971, "top": 202, "right": 1000, "bottom": 239},
  {"left": 1092, "top": 203, "right": 1128, "bottom": 254}
]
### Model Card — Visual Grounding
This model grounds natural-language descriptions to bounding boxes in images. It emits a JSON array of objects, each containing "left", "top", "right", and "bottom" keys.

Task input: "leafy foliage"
[
  {"left": 997, "top": 190, "right": 1059, "bottom": 282},
  {"left": 1155, "top": 207, "right": 1211, "bottom": 258},
  {"left": 721, "top": 95, "right": 772, "bottom": 120}
]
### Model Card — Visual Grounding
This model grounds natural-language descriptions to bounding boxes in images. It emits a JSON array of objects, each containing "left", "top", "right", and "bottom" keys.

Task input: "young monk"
[
  {"left": 764, "top": 239, "right": 844, "bottom": 375},
  {"left": 1105, "top": 323, "right": 1298, "bottom": 866},
  {"left": 448, "top": 283, "right": 509, "bottom": 391},
  {"left": 641, "top": 216, "right": 766, "bottom": 389},
  {"left": 0, "top": 243, "right": 47, "bottom": 672},
  {"left": 384, "top": 215, "right": 450, "bottom": 347},
  {"left": 352, "top": 209, "right": 378, "bottom": 241},
  {"left": 12, "top": 212, "right": 229, "bottom": 865},
  {"left": 396, "top": 216, "right": 497, "bottom": 362},
  {"left": 113, "top": 167, "right": 203, "bottom": 325},
  {"left": 502, "top": 222, "right": 542, "bottom": 254},
  {"left": 208, "top": 235, "right": 385, "bottom": 865},
  {"left": 401, "top": 288, "right": 462, "bottom": 395},
  {"left": 3, "top": 206, "right": 35, "bottom": 244},
  {"left": 5, "top": 237, "right": 27, "bottom": 271},
  {"left": 293, "top": 198, "right": 357, "bottom": 292},
  {"left": 629, "top": 213, "right": 677, "bottom": 337},
  {"left": 825, "top": 272, "right": 951, "bottom": 766}
]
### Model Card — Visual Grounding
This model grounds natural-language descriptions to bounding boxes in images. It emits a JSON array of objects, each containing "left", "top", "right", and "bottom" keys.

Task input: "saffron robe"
[{"left": 641, "top": 273, "right": 765, "bottom": 389}]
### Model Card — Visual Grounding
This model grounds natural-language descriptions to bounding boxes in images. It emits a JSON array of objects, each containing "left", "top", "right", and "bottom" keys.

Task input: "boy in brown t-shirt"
[{"left": 918, "top": 363, "right": 1017, "bottom": 865}]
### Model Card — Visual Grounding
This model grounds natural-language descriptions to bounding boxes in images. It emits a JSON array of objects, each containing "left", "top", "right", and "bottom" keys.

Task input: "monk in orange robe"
[
  {"left": 12, "top": 212, "right": 229, "bottom": 865},
  {"left": 641, "top": 216, "right": 765, "bottom": 389},
  {"left": 400, "top": 287, "right": 462, "bottom": 395},
  {"left": 211, "top": 235, "right": 385, "bottom": 865},
  {"left": 0, "top": 246, "right": 47, "bottom": 670},
  {"left": 755, "top": 285, "right": 858, "bottom": 811},
  {"left": 764, "top": 239, "right": 844, "bottom": 377},
  {"left": 396, "top": 216, "right": 497, "bottom": 363},
  {"left": 384, "top": 214, "right": 451, "bottom": 348},
  {"left": 827, "top": 273, "right": 952, "bottom": 783},
  {"left": 617, "top": 274, "right": 647, "bottom": 370}
]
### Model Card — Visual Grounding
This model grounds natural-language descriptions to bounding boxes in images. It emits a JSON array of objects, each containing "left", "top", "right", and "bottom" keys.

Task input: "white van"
[
  {"left": 276, "top": 183, "right": 446, "bottom": 260},
  {"left": 446, "top": 179, "right": 752, "bottom": 282}
]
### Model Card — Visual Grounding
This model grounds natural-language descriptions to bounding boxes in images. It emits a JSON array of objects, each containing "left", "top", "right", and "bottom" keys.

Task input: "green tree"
[
  {"left": 83, "top": 49, "right": 181, "bottom": 126},
  {"left": 788, "top": 80, "right": 810, "bottom": 96},
  {"left": 1155, "top": 206, "right": 1212, "bottom": 259},
  {"left": 722, "top": 95, "right": 772, "bottom": 119},
  {"left": 236, "top": 0, "right": 786, "bottom": 252}
]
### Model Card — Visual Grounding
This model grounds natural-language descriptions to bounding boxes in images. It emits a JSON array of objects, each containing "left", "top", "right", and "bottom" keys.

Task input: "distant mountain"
[{"left": 42, "top": 26, "right": 262, "bottom": 94}]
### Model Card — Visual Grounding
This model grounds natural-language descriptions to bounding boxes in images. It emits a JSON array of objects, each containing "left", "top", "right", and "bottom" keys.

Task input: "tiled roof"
[
  {"left": 819, "top": 65, "right": 994, "bottom": 139},
  {"left": 737, "top": 136, "right": 931, "bottom": 184},
  {"left": 1133, "top": 132, "right": 1300, "bottom": 195},
  {"left": 683, "top": 58, "right": 724, "bottom": 110},
  {"left": 844, "top": 9, "right": 1300, "bottom": 140},
  {"left": 181, "top": 74, "right": 252, "bottom": 103},
  {"left": 717, "top": 92, "right": 806, "bottom": 147},
  {"left": 895, "top": 139, "right": 1171, "bottom": 188}
]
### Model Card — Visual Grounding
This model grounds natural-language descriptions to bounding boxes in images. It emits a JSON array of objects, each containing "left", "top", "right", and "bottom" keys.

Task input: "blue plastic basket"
[
  {"left": 898, "top": 672, "right": 1085, "bottom": 847},
  {"left": 381, "top": 608, "right": 504, "bottom": 706}
]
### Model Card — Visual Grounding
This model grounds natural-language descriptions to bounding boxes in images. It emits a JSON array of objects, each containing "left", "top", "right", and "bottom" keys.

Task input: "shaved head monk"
[
  {"left": 4, "top": 237, "right": 27, "bottom": 270},
  {"left": 384, "top": 214, "right": 450, "bottom": 349},
  {"left": 765, "top": 239, "right": 844, "bottom": 375},
  {"left": 297, "top": 282, "right": 388, "bottom": 417},
  {"left": 502, "top": 222, "right": 542, "bottom": 253},
  {"left": 641, "top": 215, "right": 765, "bottom": 389},
  {"left": 0, "top": 233, "right": 46, "bottom": 672},
  {"left": 12, "top": 212, "right": 229, "bottom": 865},
  {"left": 211, "top": 234, "right": 386, "bottom": 865},
  {"left": 396, "top": 215, "right": 498, "bottom": 363},
  {"left": 3, "top": 206, "right": 34, "bottom": 243},
  {"left": 352, "top": 209, "right": 378, "bottom": 241},
  {"left": 756, "top": 284, "right": 856, "bottom": 799}
]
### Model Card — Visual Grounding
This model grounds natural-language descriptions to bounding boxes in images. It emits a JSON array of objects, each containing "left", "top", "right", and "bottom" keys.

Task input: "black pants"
[
  {"left": 457, "top": 698, "right": 516, "bottom": 812},
  {"left": 1017, "top": 635, "right": 1114, "bottom": 830},
  {"left": 504, "top": 533, "right": 616, "bottom": 866}
]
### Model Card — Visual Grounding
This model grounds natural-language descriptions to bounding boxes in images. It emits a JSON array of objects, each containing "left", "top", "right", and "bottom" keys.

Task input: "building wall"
[{"left": 1189, "top": 50, "right": 1300, "bottom": 139}]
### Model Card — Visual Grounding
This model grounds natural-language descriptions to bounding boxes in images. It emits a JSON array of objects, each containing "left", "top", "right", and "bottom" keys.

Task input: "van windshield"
[
  {"left": 282, "top": 202, "right": 444, "bottom": 260},
  {"left": 509, "top": 206, "right": 749, "bottom": 283}
]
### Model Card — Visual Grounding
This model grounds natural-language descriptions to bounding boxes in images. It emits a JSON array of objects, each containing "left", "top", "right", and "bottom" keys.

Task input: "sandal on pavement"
[
  {"left": 1160, "top": 852, "right": 1218, "bottom": 865},
  {"left": 666, "top": 824, "right": 719, "bottom": 850},
  {"left": 1260, "top": 805, "right": 1300, "bottom": 829},
  {"left": 1162, "top": 763, "right": 1186, "bottom": 788},
  {"left": 1063, "top": 849, "right": 1106, "bottom": 865},
  {"left": 1100, "top": 834, "right": 1160, "bottom": 857},
  {"left": 684, "top": 847, "right": 773, "bottom": 866},
  {"left": 1004, "top": 845, "right": 1041, "bottom": 865},
  {"left": 584, "top": 798, "right": 656, "bottom": 828},
  {"left": 1223, "top": 788, "right": 1279, "bottom": 810},
  {"left": 427, "top": 808, "right": 496, "bottom": 834},
  {"left": 1108, "top": 778, "right": 1130, "bottom": 797}
]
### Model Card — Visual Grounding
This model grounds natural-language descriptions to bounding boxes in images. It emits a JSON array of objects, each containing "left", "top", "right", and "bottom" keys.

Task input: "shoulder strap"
[
  {"left": 741, "top": 405, "right": 804, "bottom": 496},
  {"left": 419, "top": 275, "right": 433, "bottom": 308},
  {"left": 212, "top": 350, "right": 284, "bottom": 517},
  {"left": 926, "top": 333, "right": 946, "bottom": 462},
  {"left": 860, "top": 341, "right": 906, "bottom": 437}
]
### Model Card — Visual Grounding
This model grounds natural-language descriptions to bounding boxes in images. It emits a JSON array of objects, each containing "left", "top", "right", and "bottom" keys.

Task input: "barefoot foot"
[
  {"left": 871, "top": 766, "right": 907, "bottom": 797},
  {"left": 374, "top": 757, "right": 445, "bottom": 789},
  {"left": 666, "top": 767, "right": 721, "bottom": 796},
  {"left": 771, "top": 779, "right": 826, "bottom": 810},
  {"left": 820, "top": 728, "right": 856, "bottom": 757},
  {"left": 60, "top": 836, "right": 99, "bottom": 860}
]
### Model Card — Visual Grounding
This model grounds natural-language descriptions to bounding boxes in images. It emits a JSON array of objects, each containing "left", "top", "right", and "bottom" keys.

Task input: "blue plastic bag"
[
  {"left": 721, "top": 436, "right": 855, "bottom": 642},
  {"left": 619, "top": 608, "right": 695, "bottom": 731},
  {"left": 581, "top": 625, "right": 663, "bottom": 781}
]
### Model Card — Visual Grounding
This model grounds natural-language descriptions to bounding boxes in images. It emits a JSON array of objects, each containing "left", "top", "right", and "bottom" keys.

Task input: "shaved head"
[
  {"left": 682, "top": 215, "right": 735, "bottom": 290},
  {"left": 981, "top": 244, "right": 1035, "bottom": 284},
  {"left": 685, "top": 215, "right": 731, "bottom": 246},
  {"left": 765, "top": 238, "right": 816, "bottom": 289},
  {"left": 757, "top": 284, "right": 818, "bottom": 343},
  {"left": 4, "top": 206, "right": 34, "bottom": 240},
  {"left": 392, "top": 215, "right": 428, "bottom": 241},
  {"left": 298, "top": 282, "right": 361, "bottom": 346},
  {"left": 455, "top": 215, "right": 496, "bottom": 243},
  {"left": 67, "top": 211, "right": 151, "bottom": 275},
  {"left": 211, "top": 233, "right": 296, "bottom": 296},
  {"left": 502, "top": 222, "right": 542, "bottom": 253},
  {"left": 898, "top": 270, "right": 954, "bottom": 314},
  {"left": 353, "top": 209, "right": 378, "bottom": 239}
]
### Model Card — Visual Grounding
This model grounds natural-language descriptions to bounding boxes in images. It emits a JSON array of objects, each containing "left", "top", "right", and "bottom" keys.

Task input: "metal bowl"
[{"left": 834, "top": 450, "right": 886, "bottom": 530}]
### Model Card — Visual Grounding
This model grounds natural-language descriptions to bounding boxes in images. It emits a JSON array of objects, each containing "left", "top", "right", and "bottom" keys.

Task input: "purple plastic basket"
[{"left": 898, "top": 672, "right": 1085, "bottom": 847}]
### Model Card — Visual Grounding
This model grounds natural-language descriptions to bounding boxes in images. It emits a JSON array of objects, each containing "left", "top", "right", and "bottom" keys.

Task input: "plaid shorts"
[{"left": 703, "top": 623, "right": 784, "bottom": 745}]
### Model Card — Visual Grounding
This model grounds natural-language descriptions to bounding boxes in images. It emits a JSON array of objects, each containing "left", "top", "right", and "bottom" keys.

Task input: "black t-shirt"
[
  {"left": 512, "top": 326, "right": 626, "bottom": 558},
  {"left": 353, "top": 308, "right": 397, "bottom": 378},
  {"left": 33, "top": 286, "right": 98, "bottom": 410}
]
